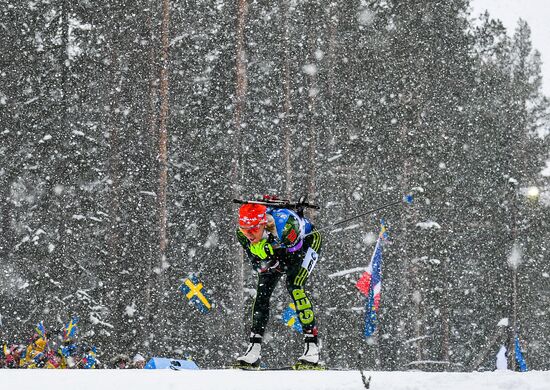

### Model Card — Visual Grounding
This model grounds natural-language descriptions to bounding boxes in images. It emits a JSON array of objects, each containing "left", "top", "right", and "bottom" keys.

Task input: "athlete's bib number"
[{"left": 301, "top": 247, "right": 319, "bottom": 276}]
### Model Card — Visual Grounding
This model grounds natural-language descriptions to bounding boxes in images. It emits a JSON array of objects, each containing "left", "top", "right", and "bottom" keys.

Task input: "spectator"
[
  {"left": 5, "top": 344, "right": 24, "bottom": 368},
  {"left": 0, "top": 345, "right": 5, "bottom": 368},
  {"left": 131, "top": 353, "right": 146, "bottom": 369},
  {"left": 23, "top": 332, "right": 49, "bottom": 368},
  {"left": 111, "top": 353, "right": 130, "bottom": 369}
]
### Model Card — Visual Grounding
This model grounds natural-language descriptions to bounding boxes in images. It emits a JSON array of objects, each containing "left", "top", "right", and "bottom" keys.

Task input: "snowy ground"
[{"left": 1, "top": 369, "right": 549, "bottom": 390}]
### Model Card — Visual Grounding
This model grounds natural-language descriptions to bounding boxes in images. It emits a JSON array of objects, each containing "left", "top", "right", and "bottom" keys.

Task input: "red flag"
[{"left": 356, "top": 271, "right": 372, "bottom": 296}]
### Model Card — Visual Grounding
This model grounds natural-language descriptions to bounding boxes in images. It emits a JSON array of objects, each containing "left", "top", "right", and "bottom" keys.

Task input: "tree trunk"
[
  {"left": 231, "top": 0, "right": 249, "bottom": 345},
  {"left": 107, "top": 47, "right": 123, "bottom": 356},
  {"left": 441, "top": 256, "right": 451, "bottom": 364},
  {"left": 233, "top": 0, "right": 248, "bottom": 194},
  {"left": 149, "top": 0, "right": 170, "bottom": 353},
  {"left": 158, "top": 0, "right": 170, "bottom": 265},
  {"left": 326, "top": 2, "right": 338, "bottom": 99},
  {"left": 143, "top": 0, "right": 161, "bottom": 351},
  {"left": 281, "top": 0, "right": 293, "bottom": 198},
  {"left": 509, "top": 268, "right": 518, "bottom": 370},
  {"left": 305, "top": 5, "right": 319, "bottom": 210}
]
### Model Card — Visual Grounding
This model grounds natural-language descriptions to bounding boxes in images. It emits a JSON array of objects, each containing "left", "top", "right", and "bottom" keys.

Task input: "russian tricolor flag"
[{"left": 356, "top": 221, "right": 387, "bottom": 337}]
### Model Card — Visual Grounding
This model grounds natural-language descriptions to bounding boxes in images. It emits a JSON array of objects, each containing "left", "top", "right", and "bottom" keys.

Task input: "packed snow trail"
[{"left": 1, "top": 369, "right": 549, "bottom": 390}]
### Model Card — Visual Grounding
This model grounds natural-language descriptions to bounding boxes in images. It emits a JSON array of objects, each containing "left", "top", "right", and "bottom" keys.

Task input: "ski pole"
[
  {"left": 233, "top": 194, "right": 413, "bottom": 234},
  {"left": 306, "top": 194, "right": 413, "bottom": 236}
]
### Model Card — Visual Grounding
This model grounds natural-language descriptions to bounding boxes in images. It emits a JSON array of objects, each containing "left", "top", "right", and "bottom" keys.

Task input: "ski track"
[{"left": 1, "top": 369, "right": 549, "bottom": 390}]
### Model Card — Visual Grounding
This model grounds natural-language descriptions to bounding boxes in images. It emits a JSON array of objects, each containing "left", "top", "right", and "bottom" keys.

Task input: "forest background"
[{"left": 1, "top": 0, "right": 549, "bottom": 371}]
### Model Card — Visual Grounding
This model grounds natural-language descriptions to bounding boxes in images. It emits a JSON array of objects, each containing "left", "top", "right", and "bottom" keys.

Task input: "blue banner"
[{"left": 144, "top": 357, "right": 199, "bottom": 370}]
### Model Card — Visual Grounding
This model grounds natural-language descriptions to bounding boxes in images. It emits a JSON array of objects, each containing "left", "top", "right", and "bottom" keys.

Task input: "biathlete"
[{"left": 235, "top": 201, "right": 322, "bottom": 367}]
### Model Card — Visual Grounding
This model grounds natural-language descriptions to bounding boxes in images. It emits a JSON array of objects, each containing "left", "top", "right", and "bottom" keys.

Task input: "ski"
[
  {"left": 230, "top": 364, "right": 347, "bottom": 371},
  {"left": 229, "top": 363, "right": 372, "bottom": 388},
  {"left": 258, "top": 363, "right": 327, "bottom": 371}
]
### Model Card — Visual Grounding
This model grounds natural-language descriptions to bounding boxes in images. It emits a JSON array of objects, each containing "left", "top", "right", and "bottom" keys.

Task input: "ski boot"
[
  {"left": 234, "top": 334, "right": 262, "bottom": 369},
  {"left": 293, "top": 333, "right": 322, "bottom": 370}
]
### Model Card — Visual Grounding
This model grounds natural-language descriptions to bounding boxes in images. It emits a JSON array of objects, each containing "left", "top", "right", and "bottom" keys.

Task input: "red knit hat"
[{"left": 239, "top": 203, "right": 267, "bottom": 228}]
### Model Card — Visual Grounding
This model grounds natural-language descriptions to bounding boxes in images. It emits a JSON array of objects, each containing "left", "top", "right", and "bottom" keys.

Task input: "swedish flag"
[
  {"left": 35, "top": 321, "right": 46, "bottom": 338},
  {"left": 281, "top": 303, "right": 303, "bottom": 333},
  {"left": 179, "top": 275, "right": 212, "bottom": 313},
  {"left": 63, "top": 317, "right": 79, "bottom": 341}
]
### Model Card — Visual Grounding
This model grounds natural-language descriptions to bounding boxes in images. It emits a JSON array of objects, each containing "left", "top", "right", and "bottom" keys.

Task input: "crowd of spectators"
[{"left": 1, "top": 319, "right": 147, "bottom": 369}]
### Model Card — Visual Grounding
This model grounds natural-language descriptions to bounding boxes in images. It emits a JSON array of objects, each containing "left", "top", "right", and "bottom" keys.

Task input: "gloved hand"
[
  {"left": 249, "top": 239, "right": 274, "bottom": 260},
  {"left": 259, "top": 258, "right": 281, "bottom": 273}
]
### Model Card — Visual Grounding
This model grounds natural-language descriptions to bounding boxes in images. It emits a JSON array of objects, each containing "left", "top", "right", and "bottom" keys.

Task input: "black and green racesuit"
[{"left": 236, "top": 212, "right": 322, "bottom": 336}]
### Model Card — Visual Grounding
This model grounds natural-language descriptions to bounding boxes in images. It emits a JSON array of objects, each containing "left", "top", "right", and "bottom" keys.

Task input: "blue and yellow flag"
[
  {"left": 179, "top": 275, "right": 212, "bottom": 313},
  {"left": 63, "top": 317, "right": 79, "bottom": 341},
  {"left": 281, "top": 303, "right": 303, "bottom": 333},
  {"left": 35, "top": 321, "right": 46, "bottom": 338},
  {"left": 81, "top": 346, "right": 98, "bottom": 369}
]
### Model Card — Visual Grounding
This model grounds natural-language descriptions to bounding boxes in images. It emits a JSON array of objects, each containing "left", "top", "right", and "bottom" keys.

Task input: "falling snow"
[{"left": 0, "top": 0, "right": 548, "bottom": 377}]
